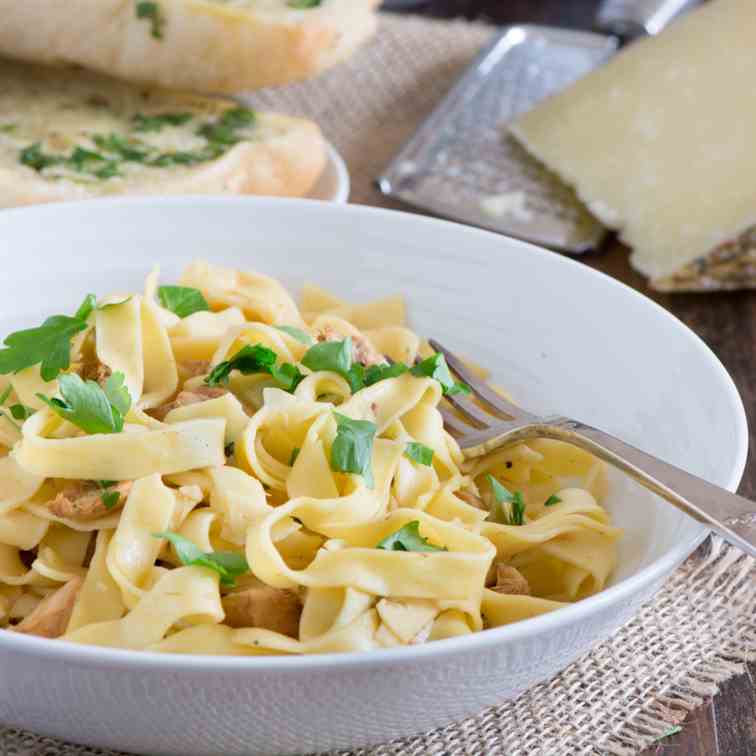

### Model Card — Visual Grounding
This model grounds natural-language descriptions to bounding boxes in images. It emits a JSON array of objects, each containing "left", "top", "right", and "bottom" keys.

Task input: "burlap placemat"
[{"left": 2, "top": 14, "right": 755, "bottom": 756}]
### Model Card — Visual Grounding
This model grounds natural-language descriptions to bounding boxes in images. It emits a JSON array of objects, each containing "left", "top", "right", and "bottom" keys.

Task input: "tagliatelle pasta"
[{"left": 0, "top": 261, "right": 621, "bottom": 654}]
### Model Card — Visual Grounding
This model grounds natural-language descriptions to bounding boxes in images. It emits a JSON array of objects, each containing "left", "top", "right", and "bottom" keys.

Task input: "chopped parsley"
[
  {"left": 157, "top": 285, "right": 210, "bottom": 318},
  {"left": 299, "top": 343, "right": 470, "bottom": 398},
  {"left": 19, "top": 143, "right": 61, "bottom": 172},
  {"left": 132, "top": 112, "right": 193, "bottom": 132},
  {"left": 302, "top": 337, "right": 352, "bottom": 375},
  {"left": 153, "top": 531, "right": 249, "bottom": 587},
  {"left": 0, "top": 124, "right": 16, "bottom": 133},
  {"left": 0, "top": 293, "right": 95, "bottom": 381},
  {"left": 96, "top": 481, "right": 122, "bottom": 510},
  {"left": 20, "top": 142, "right": 120, "bottom": 179},
  {"left": 364, "top": 362, "right": 408, "bottom": 386},
  {"left": 37, "top": 371, "right": 131, "bottom": 435},
  {"left": 288, "top": 0, "right": 322, "bottom": 7},
  {"left": 544, "top": 494, "right": 562, "bottom": 507},
  {"left": 404, "top": 441, "right": 434, "bottom": 467},
  {"left": 205, "top": 344, "right": 276, "bottom": 386},
  {"left": 19, "top": 106, "right": 256, "bottom": 182},
  {"left": 330, "top": 413, "right": 376, "bottom": 487},
  {"left": 136, "top": 1, "right": 165, "bottom": 39},
  {"left": 205, "top": 344, "right": 304, "bottom": 393},
  {"left": 274, "top": 325, "right": 314, "bottom": 345},
  {"left": 196, "top": 107, "right": 256, "bottom": 148},
  {"left": 92, "top": 134, "right": 150, "bottom": 163},
  {"left": 301, "top": 337, "right": 363, "bottom": 392},
  {"left": 0, "top": 385, "right": 32, "bottom": 429},
  {"left": 376, "top": 521, "right": 446, "bottom": 552},
  {"left": 289, "top": 447, "right": 300, "bottom": 466},
  {"left": 8, "top": 404, "right": 34, "bottom": 421},
  {"left": 410, "top": 353, "right": 470, "bottom": 396},
  {"left": 486, "top": 474, "right": 526, "bottom": 526}
]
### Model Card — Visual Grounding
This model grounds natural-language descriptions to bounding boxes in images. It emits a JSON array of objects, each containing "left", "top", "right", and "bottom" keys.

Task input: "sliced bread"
[
  {"left": 0, "top": 61, "right": 326, "bottom": 207},
  {"left": 0, "top": 0, "right": 379, "bottom": 94}
]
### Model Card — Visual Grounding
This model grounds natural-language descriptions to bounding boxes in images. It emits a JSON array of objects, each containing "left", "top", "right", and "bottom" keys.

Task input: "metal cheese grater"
[{"left": 378, "top": 0, "right": 700, "bottom": 253}]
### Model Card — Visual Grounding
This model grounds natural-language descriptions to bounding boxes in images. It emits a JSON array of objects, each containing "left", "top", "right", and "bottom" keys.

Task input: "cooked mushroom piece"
[
  {"left": 488, "top": 563, "right": 531, "bottom": 595},
  {"left": 222, "top": 586, "right": 302, "bottom": 638},
  {"left": 149, "top": 386, "right": 227, "bottom": 422},
  {"left": 49, "top": 480, "right": 132, "bottom": 521},
  {"left": 13, "top": 577, "right": 83, "bottom": 638}
]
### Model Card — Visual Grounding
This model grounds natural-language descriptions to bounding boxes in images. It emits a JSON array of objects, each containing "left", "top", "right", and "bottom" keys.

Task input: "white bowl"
[
  {"left": 0, "top": 198, "right": 747, "bottom": 756},
  {"left": 307, "top": 142, "right": 350, "bottom": 203}
]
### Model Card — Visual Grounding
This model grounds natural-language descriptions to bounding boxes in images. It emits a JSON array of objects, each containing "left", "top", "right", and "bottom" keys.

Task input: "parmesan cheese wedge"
[
  {"left": 0, "top": 0, "right": 379, "bottom": 94},
  {"left": 510, "top": 0, "right": 756, "bottom": 291},
  {"left": 0, "top": 60, "right": 326, "bottom": 207}
]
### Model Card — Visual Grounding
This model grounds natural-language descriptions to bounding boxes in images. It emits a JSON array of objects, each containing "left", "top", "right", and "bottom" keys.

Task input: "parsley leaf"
[
  {"left": 219, "top": 107, "right": 256, "bottom": 129},
  {"left": 157, "top": 285, "right": 210, "bottom": 318},
  {"left": 288, "top": 0, "right": 322, "bottom": 7},
  {"left": 97, "top": 481, "right": 122, "bottom": 511},
  {"left": 0, "top": 385, "right": 23, "bottom": 429},
  {"left": 301, "top": 337, "right": 366, "bottom": 392},
  {"left": 544, "top": 494, "right": 562, "bottom": 507},
  {"left": 404, "top": 441, "right": 434, "bottom": 467},
  {"left": 101, "top": 491, "right": 121, "bottom": 510},
  {"left": 37, "top": 371, "right": 131, "bottom": 434},
  {"left": 19, "top": 143, "right": 62, "bottom": 171},
  {"left": 274, "top": 325, "right": 314, "bottom": 345},
  {"left": 302, "top": 337, "right": 352, "bottom": 376},
  {"left": 364, "top": 362, "right": 408, "bottom": 386},
  {"left": 93, "top": 133, "right": 150, "bottom": 162},
  {"left": 330, "top": 412, "right": 376, "bottom": 487},
  {"left": 153, "top": 531, "right": 249, "bottom": 587},
  {"left": 410, "top": 353, "right": 470, "bottom": 396},
  {"left": 9, "top": 404, "right": 34, "bottom": 421},
  {"left": 376, "top": 521, "right": 445, "bottom": 552},
  {"left": 75, "top": 294, "right": 98, "bottom": 322},
  {"left": 270, "top": 362, "right": 305, "bottom": 392},
  {"left": 19, "top": 142, "right": 121, "bottom": 179},
  {"left": 0, "top": 292, "right": 96, "bottom": 381},
  {"left": 102, "top": 372, "right": 132, "bottom": 417},
  {"left": 197, "top": 107, "right": 255, "bottom": 147},
  {"left": 136, "top": 1, "right": 165, "bottom": 39},
  {"left": 205, "top": 344, "right": 304, "bottom": 393},
  {"left": 486, "top": 474, "right": 526, "bottom": 526},
  {"left": 133, "top": 112, "right": 193, "bottom": 132},
  {"left": 205, "top": 344, "right": 277, "bottom": 386},
  {"left": 0, "top": 293, "right": 96, "bottom": 381}
]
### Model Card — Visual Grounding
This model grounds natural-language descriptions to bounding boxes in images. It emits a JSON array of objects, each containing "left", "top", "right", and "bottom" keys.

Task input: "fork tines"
[{"left": 429, "top": 338, "right": 532, "bottom": 437}]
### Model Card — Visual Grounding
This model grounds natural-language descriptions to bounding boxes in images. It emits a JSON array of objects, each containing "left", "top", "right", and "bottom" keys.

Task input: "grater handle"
[{"left": 596, "top": 0, "right": 700, "bottom": 37}]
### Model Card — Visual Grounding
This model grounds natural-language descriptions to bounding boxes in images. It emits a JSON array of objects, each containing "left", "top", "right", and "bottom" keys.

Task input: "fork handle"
[{"left": 540, "top": 419, "right": 756, "bottom": 558}]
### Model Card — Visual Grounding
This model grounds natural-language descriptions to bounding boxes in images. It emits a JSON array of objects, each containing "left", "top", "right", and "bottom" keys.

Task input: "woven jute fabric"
[{"left": 2, "top": 14, "right": 754, "bottom": 756}]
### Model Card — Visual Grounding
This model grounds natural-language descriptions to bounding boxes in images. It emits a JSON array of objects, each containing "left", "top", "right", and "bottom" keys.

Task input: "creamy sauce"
[{"left": 0, "top": 66, "right": 281, "bottom": 186}]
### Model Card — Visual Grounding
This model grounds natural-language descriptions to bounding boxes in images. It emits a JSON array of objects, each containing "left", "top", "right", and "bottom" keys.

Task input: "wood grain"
[{"left": 399, "top": 1, "right": 756, "bottom": 753}]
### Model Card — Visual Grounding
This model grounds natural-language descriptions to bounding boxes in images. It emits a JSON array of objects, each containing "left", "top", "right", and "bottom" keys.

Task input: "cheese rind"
[
  {"left": 510, "top": 0, "right": 756, "bottom": 289},
  {"left": 0, "top": 0, "right": 379, "bottom": 94},
  {"left": 0, "top": 61, "right": 326, "bottom": 207}
]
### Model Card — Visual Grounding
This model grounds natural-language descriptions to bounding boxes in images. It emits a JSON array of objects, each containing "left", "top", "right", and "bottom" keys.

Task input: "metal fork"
[{"left": 430, "top": 339, "right": 756, "bottom": 558}]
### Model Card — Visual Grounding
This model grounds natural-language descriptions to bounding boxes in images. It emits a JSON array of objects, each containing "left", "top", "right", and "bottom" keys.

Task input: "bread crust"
[{"left": 0, "top": 0, "right": 380, "bottom": 93}]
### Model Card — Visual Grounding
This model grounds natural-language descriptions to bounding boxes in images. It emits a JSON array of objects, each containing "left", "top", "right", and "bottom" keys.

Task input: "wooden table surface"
[{"left": 394, "top": 1, "right": 756, "bottom": 753}]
